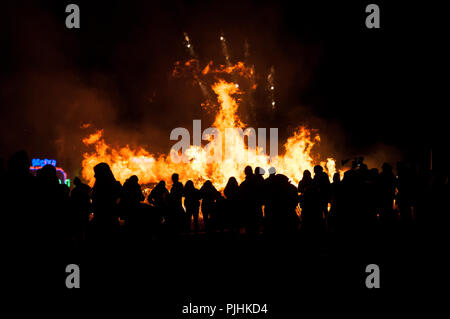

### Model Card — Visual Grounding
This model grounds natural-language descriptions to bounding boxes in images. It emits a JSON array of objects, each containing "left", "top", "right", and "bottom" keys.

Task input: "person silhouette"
[
  {"left": 328, "top": 172, "right": 342, "bottom": 232},
  {"left": 4, "top": 150, "right": 37, "bottom": 244},
  {"left": 255, "top": 167, "right": 265, "bottom": 183},
  {"left": 122, "top": 176, "right": 144, "bottom": 206},
  {"left": 238, "top": 166, "right": 262, "bottom": 237},
  {"left": 120, "top": 175, "right": 144, "bottom": 232},
  {"left": 148, "top": 180, "right": 169, "bottom": 224},
  {"left": 263, "top": 167, "right": 278, "bottom": 234},
  {"left": 4, "top": 152, "right": 63, "bottom": 289},
  {"left": 35, "top": 164, "right": 71, "bottom": 243},
  {"left": 298, "top": 170, "right": 313, "bottom": 194},
  {"left": 298, "top": 169, "right": 322, "bottom": 235},
  {"left": 70, "top": 177, "right": 92, "bottom": 240},
  {"left": 167, "top": 173, "right": 185, "bottom": 233},
  {"left": 224, "top": 176, "right": 240, "bottom": 232},
  {"left": 313, "top": 165, "right": 331, "bottom": 221},
  {"left": 169, "top": 173, "right": 183, "bottom": 208},
  {"left": 148, "top": 181, "right": 168, "bottom": 208},
  {"left": 200, "top": 180, "right": 220, "bottom": 232},
  {"left": 91, "top": 162, "right": 122, "bottom": 238},
  {"left": 183, "top": 180, "right": 201, "bottom": 233},
  {"left": 224, "top": 177, "right": 239, "bottom": 200}
]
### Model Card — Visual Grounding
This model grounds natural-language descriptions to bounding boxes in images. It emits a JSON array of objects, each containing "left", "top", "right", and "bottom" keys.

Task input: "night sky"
[{"left": 0, "top": 1, "right": 444, "bottom": 175}]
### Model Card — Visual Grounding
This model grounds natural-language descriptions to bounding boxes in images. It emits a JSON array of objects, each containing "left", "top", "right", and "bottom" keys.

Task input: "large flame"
[{"left": 81, "top": 61, "right": 337, "bottom": 189}]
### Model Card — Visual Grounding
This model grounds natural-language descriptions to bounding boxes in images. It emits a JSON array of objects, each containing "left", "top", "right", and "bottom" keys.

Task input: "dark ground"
[{"left": 8, "top": 219, "right": 441, "bottom": 317}]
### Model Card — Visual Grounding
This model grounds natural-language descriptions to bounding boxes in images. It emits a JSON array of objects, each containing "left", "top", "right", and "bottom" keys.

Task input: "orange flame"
[{"left": 81, "top": 62, "right": 338, "bottom": 189}]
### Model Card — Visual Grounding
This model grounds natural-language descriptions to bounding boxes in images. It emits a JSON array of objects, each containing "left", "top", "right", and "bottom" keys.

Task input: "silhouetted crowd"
[{"left": 1, "top": 151, "right": 448, "bottom": 245}]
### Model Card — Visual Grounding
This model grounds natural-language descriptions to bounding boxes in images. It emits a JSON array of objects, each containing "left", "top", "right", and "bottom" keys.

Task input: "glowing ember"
[{"left": 81, "top": 61, "right": 338, "bottom": 189}]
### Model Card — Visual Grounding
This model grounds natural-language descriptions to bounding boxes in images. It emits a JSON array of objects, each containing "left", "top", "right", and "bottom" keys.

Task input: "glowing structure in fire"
[{"left": 30, "top": 158, "right": 71, "bottom": 187}]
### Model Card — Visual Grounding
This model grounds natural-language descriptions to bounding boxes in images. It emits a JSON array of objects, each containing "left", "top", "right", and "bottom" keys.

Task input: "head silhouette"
[
  {"left": 226, "top": 176, "right": 238, "bottom": 187},
  {"left": 313, "top": 165, "right": 323, "bottom": 175},
  {"left": 333, "top": 172, "right": 340, "bottom": 183},
  {"left": 128, "top": 175, "right": 139, "bottom": 184},
  {"left": 203, "top": 180, "right": 213, "bottom": 188},
  {"left": 172, "top": 173, "right": 179, "bottom": 183},
  {"left": 244, "top": 166, "right": 253, "bottom": 177},
  {"left": 37, "top": 164, "right": 59, "bottom": 185},
  {"left": 268, "top": 167, "right": 276, "bottom": 175},
  {"left": 185, "top": 180, "right": 194, "bottom": 190},
  {"left": 94, "top": 162, "right": 116, "bottom": 183},
  {"left": 73, "top": 177, "right": 82, "bottom": 187},
  {"left": 303, "top": 170, "right": 311, "bottom": 179}
]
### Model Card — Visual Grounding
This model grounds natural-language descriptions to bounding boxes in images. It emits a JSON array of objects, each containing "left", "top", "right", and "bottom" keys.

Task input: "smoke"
[
  {"left": 0, "top": 2, "right": 184, "bottom": 178},
  {"left": 0, "top": 4, "right": 159, "bottom": 178},
  {"left": 0, "top": 69, "right": 117, "bottom": 171}
]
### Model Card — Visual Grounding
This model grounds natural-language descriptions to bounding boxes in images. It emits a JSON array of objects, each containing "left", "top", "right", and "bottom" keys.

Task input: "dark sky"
[{"left": 0, "top": 0, "right": 445, "bottom": 174}]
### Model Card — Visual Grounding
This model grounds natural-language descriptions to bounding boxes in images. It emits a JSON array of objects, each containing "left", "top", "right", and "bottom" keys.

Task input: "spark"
[
  {"left": 220, "top": 33, "right": 231, "bottom": 67},
  {"left": 267, "top": 66, "right": 276, "bottom": 110},
  {"left": 183, "top": 31, "right": 197, "bottom": 59}
]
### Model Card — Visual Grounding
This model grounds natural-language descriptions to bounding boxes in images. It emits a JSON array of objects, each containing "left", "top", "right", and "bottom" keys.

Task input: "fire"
[{"left": 81, "top": 61, "right": 338, "bottom": 189}]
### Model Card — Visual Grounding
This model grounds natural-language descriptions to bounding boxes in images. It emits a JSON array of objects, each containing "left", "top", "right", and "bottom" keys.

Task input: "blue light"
[{"left": 32, "top": 158, "right": 56, "bottom": 167}]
